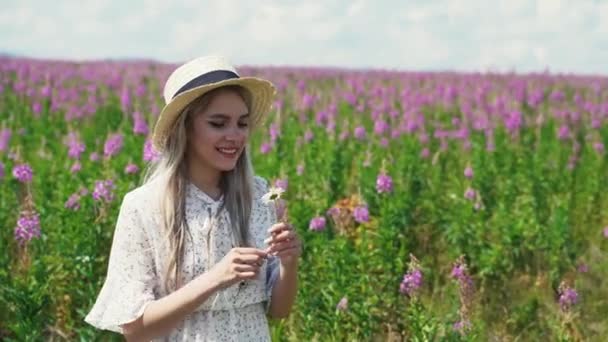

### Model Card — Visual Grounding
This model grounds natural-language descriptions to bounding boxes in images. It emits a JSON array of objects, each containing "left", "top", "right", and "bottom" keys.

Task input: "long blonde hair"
[{"left": 143, "top": 85, "right": 255, "bottom": 291}]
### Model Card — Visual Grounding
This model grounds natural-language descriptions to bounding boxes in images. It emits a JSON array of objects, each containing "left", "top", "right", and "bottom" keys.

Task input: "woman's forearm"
[
  {"left": 268, "top": 260, "right": 299, "bottom": 319},
  {"left": 123, "top": 270, "right": 224, "bottom": 341}
]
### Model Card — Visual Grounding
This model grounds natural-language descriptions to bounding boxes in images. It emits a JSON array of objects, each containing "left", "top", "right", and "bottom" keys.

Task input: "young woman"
[{"left": 85, "top": 55, "right": 301, "bottom": 341}]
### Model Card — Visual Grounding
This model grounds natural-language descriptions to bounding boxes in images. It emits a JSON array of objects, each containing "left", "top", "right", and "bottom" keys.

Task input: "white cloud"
[{"left": 0, "top": 0, "right": 606, "bottom": 74}]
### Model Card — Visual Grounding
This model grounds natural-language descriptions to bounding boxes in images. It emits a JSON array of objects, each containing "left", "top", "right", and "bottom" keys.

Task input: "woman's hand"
[
  {"left": 264, "top": 222, "right": 302, "bottom": 266},
  {"left": 209, "top": 247, "right": 268, "bottom": 289}
]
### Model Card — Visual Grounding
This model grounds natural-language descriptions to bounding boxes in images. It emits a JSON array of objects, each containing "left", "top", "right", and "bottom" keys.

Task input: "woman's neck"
[{"left": 187, "top": 159, "right": 222, "bottom": 200}]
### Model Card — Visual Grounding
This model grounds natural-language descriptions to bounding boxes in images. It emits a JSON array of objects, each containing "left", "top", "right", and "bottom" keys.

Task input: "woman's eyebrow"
[{"left": 208, "top": 113, "right": 250, "bottom": 119}]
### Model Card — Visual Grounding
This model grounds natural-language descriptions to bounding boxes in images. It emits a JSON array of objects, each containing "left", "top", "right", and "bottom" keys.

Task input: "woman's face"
[{"left": 187, "top": 89, "right": 250, "bottom": 173}]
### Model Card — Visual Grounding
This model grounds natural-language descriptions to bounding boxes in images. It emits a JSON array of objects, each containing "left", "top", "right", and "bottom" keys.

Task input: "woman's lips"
[{"left": 217, "top": 147, "right": 238, "bottom": 159}]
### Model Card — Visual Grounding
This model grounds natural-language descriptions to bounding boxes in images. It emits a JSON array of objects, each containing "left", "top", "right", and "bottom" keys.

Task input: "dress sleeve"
[
  {"left": 84, "top": 192, "right": 158, "bottom": 334},
  {"left": 264, "top": 255, "right": 281, "bottom": 313},
  {"left": 254, "top": 176, "right": 281, "bottom": 313}
]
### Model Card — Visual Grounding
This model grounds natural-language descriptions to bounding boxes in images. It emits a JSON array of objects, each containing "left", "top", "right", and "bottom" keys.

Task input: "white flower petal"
[{"left": 261, "top": 187, "right": 285, "bottom": 205}]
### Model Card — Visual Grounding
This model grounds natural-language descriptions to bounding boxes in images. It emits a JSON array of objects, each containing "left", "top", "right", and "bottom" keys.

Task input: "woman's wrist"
[
  {"left": 196, "top": 268, "right": 226, "bottom": 294},
  {"left": 279, "top": 257, "right": 299, "bottom": 270}
]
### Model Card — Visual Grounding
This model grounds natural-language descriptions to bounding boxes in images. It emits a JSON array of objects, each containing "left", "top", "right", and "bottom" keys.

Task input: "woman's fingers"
[
  {"left": 234, "top": 253, "right": 265, "bottom": 265},
  {"left": 267, "top": 222, "right": 293, "bottom": 235},
  {"left": 275, "top": 245, "right": 301, "bottom": 258},
  {"left": 234, "top": 247, "right": 267, "bottom": 256},
  {"left": 239, "top": 272, "right": 258, "bottom": 280},
  {"left": 264, "top": 229, "right": 296, "bottom": 245},
  {"left": 268, "top": 238, "right": 301, "bottom": 255},
  {"left": 234, "top": 263, "right": 259, "bottom": 273}
]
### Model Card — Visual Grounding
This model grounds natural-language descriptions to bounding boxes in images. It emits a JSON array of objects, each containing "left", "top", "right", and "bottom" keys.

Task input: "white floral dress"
[{"left": 84, "top": 175, "right": 281, "bottom": 341}]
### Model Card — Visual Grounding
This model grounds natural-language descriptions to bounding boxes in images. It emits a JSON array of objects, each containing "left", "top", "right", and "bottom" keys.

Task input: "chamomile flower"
[{"left": 261, "top": 186, "right": 285, "bottom": 205}]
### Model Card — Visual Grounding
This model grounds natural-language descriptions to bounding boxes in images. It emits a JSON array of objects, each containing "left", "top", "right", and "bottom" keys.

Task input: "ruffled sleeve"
[
  {"left": 84, "top": 191, "right": 158, "bottom": 334},
  {"left": 253, "top": 176, "right": 281, "bottom": 313}
]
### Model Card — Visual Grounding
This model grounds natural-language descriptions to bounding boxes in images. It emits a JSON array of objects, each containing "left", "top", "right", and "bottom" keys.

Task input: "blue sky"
[{"left": 1, "top": 0, "right": 607, "bottom": 74}]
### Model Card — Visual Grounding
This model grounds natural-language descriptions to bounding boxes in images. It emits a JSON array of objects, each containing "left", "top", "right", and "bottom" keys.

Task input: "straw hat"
[{"left": 152, "top": 55, "right": 276, "bottom": 152}]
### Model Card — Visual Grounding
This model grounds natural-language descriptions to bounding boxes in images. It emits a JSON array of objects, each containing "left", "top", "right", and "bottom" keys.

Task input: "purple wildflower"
[
  {"left": 125, "top": 163, "right": 139, "bottom": 174},
  {"left": 451, "top": 256, "right": 475, "bottom": 336},
  {"left": 70, "top": 162, "right": 82, "bottom": 174},
  {"left": 474, "top": 201, "right": 484, "bottom": 211},
  {"left": 274, "top": 178, "right": 288, "bottom": 192},
  {"left": 550, "top": 90, "right": 565, "bottom": 102},
  {"left": 376, "top": 173, "right": 393, "bottom": 193},
  {"left": 326, "top": 206, "right": 340, "bottom": 217},
  {"left": 420, "top": 147, "right": 430, "bottom": 159},
  {"left": 65, "top": 193, "right": 81, "bottom": 211},
  {"left": 12, "top": 164, "right": 33, "bottom": 183},
  {"left": 269, "top": 123, "right": 280, "bottom": 142},
  {"left": 353, "top": 206, "right": 369, "bottom": 223},
  {"left": 451, "top": 264, "right": 466, "bottom": 280},
  {"left": 315, "top": 110, "right": 329, "bottom": 125},
  {"left": 453, "top": 320, "right": 472, "bottom": 335},
  {"left": 504, "top": 110, "right": 522, "bottom": 134},
  {"left": 143, "top": 139, "right": 160, "bottom": 162},
  {"left": 400, "top": 254, "right": 423, "bottom": 298},
  {"left": 354, "top": 126, "right": 366, "bottom": 140},
  {"left": 301, "top": 93, "right": 315, "bottom": 110},
  {"left": 41, "top": 85, "right": 51, "bottom": 98},
  {"left": 120, "top": 86, "right": 131, "bottom": 112},
  {"left": 593, "top": 142, "right": 604, "bottom": 154},
  {"left": 603, "top": 226, "right": 608, "bottom": 238},
  {"left": 373, "top": 119, "right": 389, "bottom": 136},
  {"left": 92, "top": 179, "right": 116, "bottom": 202},
  {"left": 65, "top": 132, "right": 86, "bottom": 159},
  {"left": 558, "top": 124, "right": 571, "bottom": 140},
  {"left": 68, "top": 139, "right": 86, "bottom": 159},
  {"left": 558, "top": 282, "right": 578, "bottom": 312},
  {"left": 296, "top": 163, "right": 305, "bottom": 176},
  {"left": 309, "top": 216, "right": 326, "bottom": 231},
  {"left": 577, "top": 263, "right": 588, "bottom": 273},
  {"left": 400, "top": 268, "right": 423, "bottom": 297},
  {"left": 32, "top": 102, "right": 42, "bottom": 115},
  {"left": 339, "top": 130, "right": 349, "bottom": 141},
  {"left": 274, "top": 98, "right": 284, "bottom": 110},
  {"left": 14, "top": 211, "right": 41, "bottom": 245},
  {"left": 451, "top": 259, "right": 475, "bottom": 291},
  {"left": 260, "top": 142, "right": 272, "bottom": 154},
  {"left": 132, "top": 111, "right": 149, "bottom": 135},
  {"left": 103, "top": 133, "right": 124, "bottom": 158},
  {"left": 304, "top": 130, "right": 314, "bottom": 143},
  {"left": 0, "top": 128, "right": 11, "bottom": 152},
  {"left": 418, "top": 132, "right": 429, "bottom": 144},
  {"left": 135, "top": 84, "right": 147, "bottom": 97},
  {"left": 464, "top": 166, "right": 473, "bottom": 179},
  {"left": 90, "top": 152, "right": 100, "bottom": 162},
  {"left": 336, "top": 297, "right": 348, "bottom": 311},
  {"left": 464, "top": 187, "right": 476, "bottom": 201}
]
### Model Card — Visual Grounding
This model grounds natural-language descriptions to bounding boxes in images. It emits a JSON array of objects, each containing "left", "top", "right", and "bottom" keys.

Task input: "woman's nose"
[{"left": 225, "top": 126, "right": 245, "bottom": 142}]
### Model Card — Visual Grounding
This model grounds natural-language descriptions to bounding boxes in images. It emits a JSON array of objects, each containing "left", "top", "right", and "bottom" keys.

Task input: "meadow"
[{"left": 1, "top": 56, "right": 607, "bottom": 341}]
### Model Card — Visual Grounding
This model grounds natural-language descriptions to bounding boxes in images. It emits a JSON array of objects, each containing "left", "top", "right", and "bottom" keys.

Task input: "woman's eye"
[
  {"left": 209, "top": 122, "right": 224, "bottom": 128},
  {"left": 238, "top": 122, "right": 249, "bottom": 128}
]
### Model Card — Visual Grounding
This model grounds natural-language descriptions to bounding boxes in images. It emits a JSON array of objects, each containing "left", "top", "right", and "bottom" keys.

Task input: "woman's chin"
[{"left": 215, "top": 162, "right": 238, "bottom": 172}]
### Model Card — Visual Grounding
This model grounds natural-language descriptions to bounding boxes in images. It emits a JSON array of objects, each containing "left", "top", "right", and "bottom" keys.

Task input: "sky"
[{"left": 1, "top": 0, "right": 607, "bottom": 75}]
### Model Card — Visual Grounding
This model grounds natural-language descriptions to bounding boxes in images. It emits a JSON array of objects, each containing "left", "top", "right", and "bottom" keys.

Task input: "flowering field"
[{"left": 1, "top": 56, "right": 608, "bottom": 341}]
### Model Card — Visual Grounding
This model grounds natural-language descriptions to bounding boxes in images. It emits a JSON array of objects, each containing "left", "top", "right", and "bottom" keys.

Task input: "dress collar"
[{"left": 186, "top": 181, "right": 224, "bottom": 207}]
